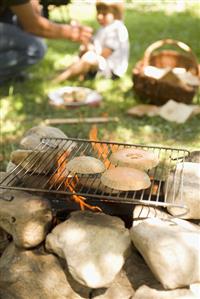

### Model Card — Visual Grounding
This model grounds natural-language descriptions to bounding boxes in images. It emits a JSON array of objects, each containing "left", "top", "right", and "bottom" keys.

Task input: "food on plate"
[
  {"left": 62, "top": 89, "right": 88, "bottom": 103},
  {"left": 109, "top": 148, "right": 159, "bottom": 171},
  {"left": 49, "top": 86, "right": 102, "bottom": 107},
  {"left": 66, "top": 156, "right": 106, "bottom": 174},
  {"left": 101, "top": 167, "right": 151, "bottom": 191}
]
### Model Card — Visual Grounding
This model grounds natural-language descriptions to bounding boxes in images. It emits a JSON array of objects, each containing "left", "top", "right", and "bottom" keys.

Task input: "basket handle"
[{"left": 143, "top": 39, "right": 199, "bottom": 75}]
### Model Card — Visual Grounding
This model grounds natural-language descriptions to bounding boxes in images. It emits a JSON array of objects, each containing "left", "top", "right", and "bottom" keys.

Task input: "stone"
[
  {"left": 164, "top": 162, "right": 200, "bottom": 219},
  {"left": 0, "top": 171, "right": 18, "bottom": 187},
  {"left": 0, "top": 227, "right": 10, "bottom": 256},
  {"left": 130, "top": 218, "right": 200, "bottom": 289},
  {"left": 46, "top": 211, "right": 131, "bottom": 288},
  {"left": 10, "top": 149, "right": 63, "bottom": 175},
  {"left": 123, "top": 246, "right": 162, "bottom": 290},
  {"left": 20, "top": 125, "right": 76, "bottom": 152},
  {"left": 185, "top": 151, "right": 200, "bottom": 163},
  {"left": 131, "top": 285, "right": 199, "bottom": 299},
  {"left": 132, "top": 205, "right": 172, "bottom": 226},
  {"left": 1, "top": 169, "right": 50, "bottom": 190},
  {"left": 91, "top": 245, "right": 163, "bottom": 299},
  {"left": 91, "top": 267, "right": 134, "bottom": 299},
  {"left": 0, "top": 189, "right": 52, "bottom": 248},
  {"left": 190, "top": 283, "right": 200, "bottom": 298},
  {"left": 6, "top": 161, "right": 16, "bottom": 173},
  {"left": 0, "top": 243, "right": 90, "bottom": 299}
]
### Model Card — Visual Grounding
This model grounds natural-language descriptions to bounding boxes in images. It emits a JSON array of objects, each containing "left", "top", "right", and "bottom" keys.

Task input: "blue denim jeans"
[{"left": 0, "top": 22, "right": 47, "bottom": 83}]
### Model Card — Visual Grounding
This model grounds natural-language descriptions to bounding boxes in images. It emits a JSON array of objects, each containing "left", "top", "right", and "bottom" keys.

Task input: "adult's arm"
[{"left": 10, "top": 2, "right": 92, "bottom": 43}]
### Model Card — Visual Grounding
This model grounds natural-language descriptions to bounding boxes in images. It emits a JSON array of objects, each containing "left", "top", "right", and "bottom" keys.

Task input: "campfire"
[
  {"left": 0, "top": 126, "right": 190, "bottom": 216},
  {"left": 49, "top": 147, "right": 102, "bottom": 212}
]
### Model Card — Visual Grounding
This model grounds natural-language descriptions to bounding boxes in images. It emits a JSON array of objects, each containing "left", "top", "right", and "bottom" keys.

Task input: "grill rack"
[{"left": 0, "top": 137, "right": 190, "bottom": 216}]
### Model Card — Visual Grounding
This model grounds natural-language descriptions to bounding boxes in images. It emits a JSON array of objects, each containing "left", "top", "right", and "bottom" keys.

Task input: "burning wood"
[
  {"left": 89, "top": 126, "right": 118, "bottom": 168},
  {"left": 49, "top": 150, "right": 101, "bottom": 212},
  {"left": 43, "top": 116, "right": 119, "bottom": 125}
]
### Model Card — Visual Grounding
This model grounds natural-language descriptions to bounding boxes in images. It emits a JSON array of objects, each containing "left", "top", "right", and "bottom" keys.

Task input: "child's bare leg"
[{"left": 53, "top": 51, "right": 98, "bottom": 83}]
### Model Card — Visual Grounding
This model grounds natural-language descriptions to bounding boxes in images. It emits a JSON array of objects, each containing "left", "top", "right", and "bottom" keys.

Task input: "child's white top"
[{"left": 93, "top": 20, "right": 129, "bottom": 77}]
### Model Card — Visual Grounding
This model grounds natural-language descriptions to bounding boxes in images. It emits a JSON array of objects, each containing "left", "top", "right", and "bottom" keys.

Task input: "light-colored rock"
[
  {"left": 132, "top": 205, "right": 172, "bottom": 226},
  {"left": 185, "top": 151, "right": 200, "bottom": 163},
  {"left": 20, "top": 125, "right": 76, "bottom": 152},
  {"left": 130, "top": 218, "right": 200, "bottom": 289},
  {"left": 58, "top": 257, "right": 92, "bottom": 299},
  {"left": 0, "top": 189, "right": 52, "bottom": 248},
  {"left": 123, "top": 247, "right": 162, "bottom": 290},
  {"left": 0, "top": 171, "right": 18, "bottom": 187},
  {"left": 6, "top": 161, "right": 16, "bottom": 172},
  {"left": 46, "top": 211, "right": 131, "bottom": 288},
  {"left": 165, "top": 162, "right": 200, "bottom": 219},
  {"left": 1, "top": 169, "right": 52, "bottom": 190},
  {"left": 91, "top": 267, "right": 134, "bottom": 299},
  {"left": 10, "top": 149, "right": 64, "bottom": 175},
  {"left": 0, "top": 243, "right": 90, "bottom": 299},
  {"left": 91, "top": 245, "right": 163, "bottom": 299},
  {"left": 0, "top": 227, "right": 10, "bottom": 256},
  {"left": 131, "top": 285, "right": 199, "bottom": 299},
  {"left": 190, "top": 283, "right": 200, "bottom": 297}
]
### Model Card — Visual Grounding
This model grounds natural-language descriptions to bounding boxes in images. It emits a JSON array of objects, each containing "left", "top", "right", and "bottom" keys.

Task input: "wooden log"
[{"left": 43, "top": 116, "right": 119, "bottom": 125}]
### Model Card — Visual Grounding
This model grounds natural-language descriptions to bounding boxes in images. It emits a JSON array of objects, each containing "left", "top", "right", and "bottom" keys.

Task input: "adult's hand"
[{"left": 69, "top": 22, "right": 93, "bottom": 44}]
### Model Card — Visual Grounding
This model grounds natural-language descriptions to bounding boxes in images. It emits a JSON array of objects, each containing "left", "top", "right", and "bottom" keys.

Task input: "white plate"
[{"left": 48, "top": 86, "right": 102, "bottom": 107}]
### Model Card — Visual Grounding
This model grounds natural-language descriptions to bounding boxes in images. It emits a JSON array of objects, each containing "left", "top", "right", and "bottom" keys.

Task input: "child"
[{"left": 54, "top": 0, "right": 129, "bottom": 82}]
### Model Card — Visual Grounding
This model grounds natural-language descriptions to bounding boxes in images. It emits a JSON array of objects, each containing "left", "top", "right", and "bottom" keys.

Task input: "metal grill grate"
[{"left": 0, "top": 137, "right": 190, "bottom": 215}]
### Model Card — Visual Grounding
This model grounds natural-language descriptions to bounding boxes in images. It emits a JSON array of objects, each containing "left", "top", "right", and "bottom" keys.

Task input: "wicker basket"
[{"left": 132, "top": 39, "right": 199, "bottom": 105}]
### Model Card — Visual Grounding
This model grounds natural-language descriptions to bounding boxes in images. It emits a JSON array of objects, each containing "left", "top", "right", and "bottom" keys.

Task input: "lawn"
[{"left": 1, "top": 0, "right": 200, "bottom": 171}]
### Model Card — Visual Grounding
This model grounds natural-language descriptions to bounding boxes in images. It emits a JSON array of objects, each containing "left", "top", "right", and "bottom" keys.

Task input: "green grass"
[{"left": 1, "top": 1, "right": 200, "bottom": 171}]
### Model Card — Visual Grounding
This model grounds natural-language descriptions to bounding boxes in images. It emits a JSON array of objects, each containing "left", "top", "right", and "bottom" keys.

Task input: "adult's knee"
[{"left": 29, "top": 37, "right": 47, "bottom": 61}]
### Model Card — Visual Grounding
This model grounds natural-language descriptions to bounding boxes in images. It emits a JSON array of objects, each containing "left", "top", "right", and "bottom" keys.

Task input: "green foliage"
[{"left": 0, "top": 2, "right": 200, "bottom": 171}]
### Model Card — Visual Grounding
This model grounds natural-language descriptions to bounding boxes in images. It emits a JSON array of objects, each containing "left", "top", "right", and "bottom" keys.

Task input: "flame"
[
  {"left": 50, "top": 150, "right": 101, "bottom": 212},
  {"left": 89, "top": 126, "right": 118, "bottom": 168},
  {"left": 49, "top": 151, "right": 70, "bottom": 189}
]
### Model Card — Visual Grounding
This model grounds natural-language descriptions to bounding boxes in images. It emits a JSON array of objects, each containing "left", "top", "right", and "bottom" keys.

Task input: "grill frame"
[{"left": 0, "top": 137, "right": 190, "bottom": 216}]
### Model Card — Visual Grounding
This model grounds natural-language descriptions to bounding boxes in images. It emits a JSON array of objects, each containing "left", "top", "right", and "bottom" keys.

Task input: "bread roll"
[
  {"left": 78, "top": 177, "right": 119, "bottom": 194},
  {"left": 10, "top": 149, "right": 56, "bottom": 174},
  {"left": 109, "top": 148, "right": 159, "bottom": 171},
  {"left": 101, "top": 167, "right": 151, "bottom": 191},
  {"left": 66, "top": 156, "right": 105, "bottom": 174}
]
